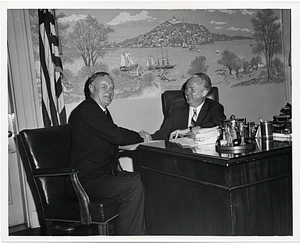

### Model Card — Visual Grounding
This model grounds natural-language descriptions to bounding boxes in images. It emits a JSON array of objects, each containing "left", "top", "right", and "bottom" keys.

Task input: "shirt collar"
[
  {"left": 90, "top": 97, "right": 107, "bottom": 113},
  {"left": 98, "top": 104, "right": 107, "bottom": 113},
  {"left": 189, "top": 100, "right": 205, "bottom": 114}
]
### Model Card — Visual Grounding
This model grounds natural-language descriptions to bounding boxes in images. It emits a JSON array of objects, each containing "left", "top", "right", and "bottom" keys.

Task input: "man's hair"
[
  {"left": 84, "top": 72, "right": 110, "bottom": 99},
  {"left": 182, "top": 72, "right": 212, "bottom": 91}
]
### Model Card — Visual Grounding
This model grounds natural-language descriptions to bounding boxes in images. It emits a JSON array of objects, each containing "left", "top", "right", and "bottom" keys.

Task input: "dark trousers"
[{"left": 83, "top": 171, "right": 145, "bottom": 235}]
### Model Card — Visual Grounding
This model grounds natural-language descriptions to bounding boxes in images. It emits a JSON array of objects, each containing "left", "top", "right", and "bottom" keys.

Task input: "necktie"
[
  {"left": 104, "top": 109, "right": 107, "bottom": 116},
  {"left": 191, "top": 108, "right": 197, "bottom": 127}
]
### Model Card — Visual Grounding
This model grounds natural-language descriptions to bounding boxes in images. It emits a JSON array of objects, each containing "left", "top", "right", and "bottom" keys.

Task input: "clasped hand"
[{"left": 139, "top": 130, "right": 152, "bottom": 142}]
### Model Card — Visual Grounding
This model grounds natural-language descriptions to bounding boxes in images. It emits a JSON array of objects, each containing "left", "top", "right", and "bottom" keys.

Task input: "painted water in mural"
[{"left": 63, "top": 38, "right": 284, "bottom": 103}]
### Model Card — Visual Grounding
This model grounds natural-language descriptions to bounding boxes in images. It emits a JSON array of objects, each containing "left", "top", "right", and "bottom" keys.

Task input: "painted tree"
[
  {"left": 232, "top": 57, "right": 243, "bottom": 78},
  {"left": 242, "top": 59, "right": 249, "bottom": 73},
  {"left": 272, "top": 57, "right": 284, "bottom": 75},
  {"left": 250, "top": 56, "right": 263, "bottom": 69},
  {"left": 251, "top": 10, "right": 282, "bottom": 81},
  {"left": 78, "top": 62, "right": 109, "bottom": 79},
  {"left": 217, "top": 50, "right": 237, "bottom": 75},
  {"left": 68, "top": 15, "right": 114, "bottom": 70},
  {"left": 187, "top": 56, "right": 208, "bottom": 76}
]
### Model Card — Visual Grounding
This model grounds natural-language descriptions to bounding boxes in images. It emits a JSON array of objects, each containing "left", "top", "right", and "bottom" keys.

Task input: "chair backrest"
[
  {"left": 17, "top": 124, "right": 72, "bottom": 205},
  {"left": 161, "top": 87, "right": 219, "bottom": 116}
]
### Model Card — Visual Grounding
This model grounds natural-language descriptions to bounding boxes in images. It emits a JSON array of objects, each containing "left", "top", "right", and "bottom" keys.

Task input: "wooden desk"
[{"left": 138, "top": 139, "right": 292, "bottom": 235}]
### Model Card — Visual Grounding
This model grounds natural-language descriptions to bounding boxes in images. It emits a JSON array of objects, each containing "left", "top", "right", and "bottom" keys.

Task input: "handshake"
[
  {"left": 139, "top": 130, "right": 153, "bottom": 142},
  {"left": 139, "top": 126, "right": 202, "bottom": 142}
]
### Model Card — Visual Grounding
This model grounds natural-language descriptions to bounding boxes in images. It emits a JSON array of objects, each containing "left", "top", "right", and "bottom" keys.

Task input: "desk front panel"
[
  {"left": 142, "top": 167, "right": 232, "bottom": 235},
  {"left": 139, "top": 140, "right": 292, "bottom": 235}
]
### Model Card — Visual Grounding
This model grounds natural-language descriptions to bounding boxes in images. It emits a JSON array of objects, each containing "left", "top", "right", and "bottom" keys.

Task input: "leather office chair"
[
  {"left": 17, "top": 124, "right": 120, "bottom": 235},
  {"left": 161, "top": 86, "right": 219, "bottom": 116}
]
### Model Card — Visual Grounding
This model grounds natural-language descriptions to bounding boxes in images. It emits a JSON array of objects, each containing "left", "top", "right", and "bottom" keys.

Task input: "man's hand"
[
  {"left": 169, "top": 126, "right": 202, "bottom": 140},
  {"left": 190, "top": 126, "right": 201, "bottom": 133},
  {"left": 139, "top": 130, "right": 152, "bottom": 142},
  {"left": 169, "top": 128, "right": 189, "bottom": 140}
]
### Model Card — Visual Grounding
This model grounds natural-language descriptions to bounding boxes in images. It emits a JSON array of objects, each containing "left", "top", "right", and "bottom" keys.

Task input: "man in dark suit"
[
  {"left": 68, "top": 72, "right": 147, "bottom": 235},
  {"left": 151, "top": 73, "right": 226, "bottom": 140}
]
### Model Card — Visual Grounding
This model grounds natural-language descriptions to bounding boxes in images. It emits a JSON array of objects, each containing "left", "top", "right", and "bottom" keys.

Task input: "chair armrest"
[
  {"left": 69, "top": 173, "right": 91, "bottom": 224},
  {"left": 33, "top": 167, "right": 92, "bottom": 225},
  {"left": 32, "top": 167, "right": 79, "bottom": 177}
]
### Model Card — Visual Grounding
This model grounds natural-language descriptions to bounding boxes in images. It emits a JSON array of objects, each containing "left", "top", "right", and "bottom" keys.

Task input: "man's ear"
[
  {"left": 202, "top": 89, "right": 209, "bottom": 97},
  {"left": 89, "top": 84, "right": 94, "bottom": 94}
]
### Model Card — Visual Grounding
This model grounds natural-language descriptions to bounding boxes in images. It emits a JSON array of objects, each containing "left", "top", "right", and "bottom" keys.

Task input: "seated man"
[
  {"left": 151, "top": 72, "right": 226, "bottom": 140},
  {"left": 68, "top": 72, "right": 147, "bottom": 235}
]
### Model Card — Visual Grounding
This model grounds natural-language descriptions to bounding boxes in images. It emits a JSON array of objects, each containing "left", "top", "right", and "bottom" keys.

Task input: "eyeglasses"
[{"left": 88, "top": 72, "right": 110, "bottom": 85}]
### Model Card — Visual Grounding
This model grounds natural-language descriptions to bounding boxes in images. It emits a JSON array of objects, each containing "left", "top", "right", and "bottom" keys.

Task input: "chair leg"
[
  {"left": 97, "top": 223, "right": 109, "bottom": 235},
  {"left": 86, "top": 226, "right": 93, "bottom": 236},
  {"left": 45, "top": 221, "right": 53, "bottom": 236}
]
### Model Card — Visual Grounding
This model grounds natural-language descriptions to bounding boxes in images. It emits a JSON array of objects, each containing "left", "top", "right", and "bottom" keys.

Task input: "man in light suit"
[
  {"left": 151, "top": 72, "right": 226, "bottom": 140},
  {"left": 68, "top": 72, "right": 147, "bottom": 235}
]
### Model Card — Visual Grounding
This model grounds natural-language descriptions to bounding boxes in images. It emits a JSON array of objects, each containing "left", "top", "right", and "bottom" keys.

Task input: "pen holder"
[{"left": 260, "top": 121, "right": 273, "bottom": 139}]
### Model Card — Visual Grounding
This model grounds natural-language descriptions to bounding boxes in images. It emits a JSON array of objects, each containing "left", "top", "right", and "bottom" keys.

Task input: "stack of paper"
[
  {"left": 171, "top": 126, "right": 220, "bottom": 148},
  {"left": 193, "top": 126, "right": 220, "bottom": 145}
]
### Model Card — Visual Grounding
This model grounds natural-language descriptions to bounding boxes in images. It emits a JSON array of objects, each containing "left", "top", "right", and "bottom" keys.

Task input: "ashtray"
[{"left": 215, "top": 142, "right": 256, "bottom": 153}]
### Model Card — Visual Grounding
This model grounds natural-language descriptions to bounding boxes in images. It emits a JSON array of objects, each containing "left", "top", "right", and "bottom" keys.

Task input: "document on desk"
[
  {"left": 272, "top": 132, "right": 292, "bottom": 141},
  {"left": 171, "top": 137, "right": 198, "bottom": 148},
  {"left": 119, "top": 140, "right": 160, "bottom": 151}
]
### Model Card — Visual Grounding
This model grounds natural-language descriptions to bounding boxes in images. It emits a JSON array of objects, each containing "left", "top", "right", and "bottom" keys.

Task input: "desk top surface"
[{"left": 138, "top": 138, "right": 292, "bottom": 163}]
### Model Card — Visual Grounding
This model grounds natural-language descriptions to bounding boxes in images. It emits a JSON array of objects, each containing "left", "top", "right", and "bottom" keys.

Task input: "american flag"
[{"left": 39, "top": 9, "right": 66, "bottom": 127}]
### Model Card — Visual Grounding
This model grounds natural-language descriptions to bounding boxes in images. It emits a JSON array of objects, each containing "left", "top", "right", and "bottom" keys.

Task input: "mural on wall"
[{"left": 29, "top": 9, "right": 286, "bottom": 104}]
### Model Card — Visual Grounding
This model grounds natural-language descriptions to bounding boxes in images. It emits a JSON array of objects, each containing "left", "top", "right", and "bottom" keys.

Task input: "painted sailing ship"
[
  {"left": 119, "top": 51, "right": 138, "bottom": 71},
  {"left": 155, "top": 48, "right": 176, "bottom": 70},
  {"left": 145, "top": 55, "right": 156, "bottom": 71}
]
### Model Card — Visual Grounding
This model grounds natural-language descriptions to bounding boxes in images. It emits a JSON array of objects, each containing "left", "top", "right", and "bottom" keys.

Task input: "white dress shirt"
[{"left": 188, "top": 102, "right": 204, "bottom": 127}]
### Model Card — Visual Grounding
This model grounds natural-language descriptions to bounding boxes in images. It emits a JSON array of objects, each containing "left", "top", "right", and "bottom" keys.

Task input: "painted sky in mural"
[{"left": 57, "top": 9, "right": 280, "bottom": 43}]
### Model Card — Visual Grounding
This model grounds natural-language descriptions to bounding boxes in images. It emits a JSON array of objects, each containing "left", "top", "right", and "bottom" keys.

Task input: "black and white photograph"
[{"left": 1, "top": 1, "right": 299, "bottom": 242}]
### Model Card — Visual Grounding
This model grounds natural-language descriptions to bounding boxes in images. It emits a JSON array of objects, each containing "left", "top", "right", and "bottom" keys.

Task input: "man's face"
[
  {"left": 89, "top": 75, "right": 114, "bottom": 108},
  {"left": 184, "top": 77, "right": 208, "bottom": 107}
]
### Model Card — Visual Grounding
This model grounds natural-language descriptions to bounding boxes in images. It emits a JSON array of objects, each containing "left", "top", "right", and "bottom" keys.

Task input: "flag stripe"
[
  {"left": 40, "top": 28, "right": 59, "bottom": 126},
  {"left": 40, "top": 22, "right": 59, "bottom": 126},
  {"left": 39, "top": 9, "right": 66, "bottom": 127}
]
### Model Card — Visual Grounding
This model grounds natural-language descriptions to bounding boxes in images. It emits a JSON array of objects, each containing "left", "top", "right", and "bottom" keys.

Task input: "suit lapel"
[
  {"left": 181, "top": 103, "right": 190, "bottom": 127},
  {"left": 196, "top": 99, "right": 208, "bottom": 125},
  {"left": 106, "top": 109, "right": 113, "bottom": 122}
]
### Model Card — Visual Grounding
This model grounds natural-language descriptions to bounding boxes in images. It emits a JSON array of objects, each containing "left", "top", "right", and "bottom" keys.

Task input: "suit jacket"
[
  {"left": 152, "top": 98, "right": 226, "bottom": 140},
  {"left": 68, "top": 97, "right": 143, "bottom": 182}
]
